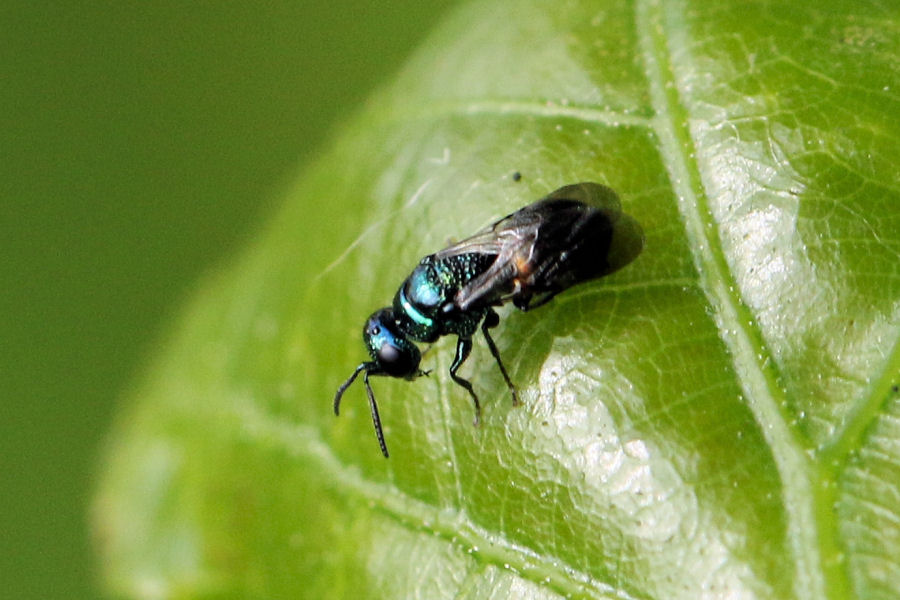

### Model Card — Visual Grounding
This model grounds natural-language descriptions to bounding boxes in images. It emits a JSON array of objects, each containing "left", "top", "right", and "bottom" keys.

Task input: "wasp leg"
[
  {"left": 481, "top": 309, "right": 518, "bottom": 406},
  {"left": 514, "top": 287, "right": 562, "bottom": 311},
  {"left": 450, "top": 337, "right": 481, "bottom": 426}
]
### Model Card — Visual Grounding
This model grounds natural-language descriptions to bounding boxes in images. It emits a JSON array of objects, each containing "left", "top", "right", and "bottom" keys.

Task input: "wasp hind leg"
[
  {"left": 450, "top": 337, "right": 481, "bottom": 426},
  {"left": 513, "top": 287, "right": 561, "bottom": 311},
  {"left": 481, "top": 308, "right": 518, "bottom": 406}
]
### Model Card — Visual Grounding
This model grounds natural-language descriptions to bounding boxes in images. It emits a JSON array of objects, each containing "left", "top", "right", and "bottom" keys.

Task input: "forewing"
[
  {"left": 432, "top": 226, "right": 505, "bottom": 260},
  {"left": 449, "top": 206, "right": 546, "bottom": 310},
  {"left": 442, "top": 183, "right": 624, "bottom": 311},
  {"left": 432, "top": 204, "right": 543, "bottom": 261}
]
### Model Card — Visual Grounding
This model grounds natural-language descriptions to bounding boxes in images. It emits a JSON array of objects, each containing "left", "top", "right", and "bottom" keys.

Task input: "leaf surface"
[{"left": 95, "top": 1, "right": 900, "bottom": 598}]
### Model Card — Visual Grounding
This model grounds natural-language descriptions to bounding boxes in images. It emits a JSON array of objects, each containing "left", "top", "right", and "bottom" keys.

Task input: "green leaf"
[{"left": 93, "top": 1, "right": 900, "bottom": 598}]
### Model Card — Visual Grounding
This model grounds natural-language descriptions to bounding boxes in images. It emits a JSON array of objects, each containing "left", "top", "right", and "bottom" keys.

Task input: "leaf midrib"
[{"left": 635, "top": 1, "right": 834, "bottom": 598}]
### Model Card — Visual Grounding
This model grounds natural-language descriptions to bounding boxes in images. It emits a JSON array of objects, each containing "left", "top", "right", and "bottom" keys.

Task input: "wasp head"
[
  {"left": 363, "top": 308, "right": 421, "bottom": 378},
  {"left": 333, "top": 307, "right": 423, "bottom": 458}
]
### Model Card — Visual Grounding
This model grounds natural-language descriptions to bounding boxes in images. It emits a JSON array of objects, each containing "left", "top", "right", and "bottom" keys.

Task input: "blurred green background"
[{"left": 1, "top": 2, "right": 456, "bottom": 597}]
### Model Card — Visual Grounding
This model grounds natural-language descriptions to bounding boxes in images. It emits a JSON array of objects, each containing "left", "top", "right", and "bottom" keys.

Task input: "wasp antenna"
[
  {"left": 334, "top": 362, "right": 368, "bottom": 416},
  {"left": 362, "top": 370, "right": 389, "bottom": 457}
]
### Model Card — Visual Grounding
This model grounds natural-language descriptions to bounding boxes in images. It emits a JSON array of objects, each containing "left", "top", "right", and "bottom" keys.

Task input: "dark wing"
[
  {"left": 430, "top": 205, "right": 542, "bottom": 310},
  {"left": 451, "top": 183, "right": 629, "bottom": 311},
  {"left": 432, "top": 206, "right": 544, "bottom": 261}
]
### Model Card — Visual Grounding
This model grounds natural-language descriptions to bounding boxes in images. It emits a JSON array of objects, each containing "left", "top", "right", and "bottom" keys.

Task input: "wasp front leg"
[{"left": 449, "top": 337, "right": 481, "bottom": 426}]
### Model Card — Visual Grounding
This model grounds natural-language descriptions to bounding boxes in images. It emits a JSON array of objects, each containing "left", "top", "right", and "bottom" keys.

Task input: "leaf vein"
[
  {"left": 634, "top": 0, "right": 834, "bottom": 598},
  {"left": 392, "top": 99, "right": 654, "bottom": 129},
  {"left": 236, "top": 398, "right": 646, "bottom": 600}
]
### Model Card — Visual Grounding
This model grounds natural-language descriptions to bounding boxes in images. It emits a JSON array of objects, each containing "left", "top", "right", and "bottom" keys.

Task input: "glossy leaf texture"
[{"left": 94, "top": 1, "right": 900, "bottom": 598}]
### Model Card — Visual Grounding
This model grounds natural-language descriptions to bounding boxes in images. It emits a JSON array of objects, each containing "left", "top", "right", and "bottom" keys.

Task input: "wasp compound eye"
[{"left": 364, "top": 308, "right": 421, "bottom": 378}]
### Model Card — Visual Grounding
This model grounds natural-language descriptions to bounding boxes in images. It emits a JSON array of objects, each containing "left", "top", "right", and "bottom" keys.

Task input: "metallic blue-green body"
[{"left": 393, "top": 253, "right": 495, "bottom": 343}]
